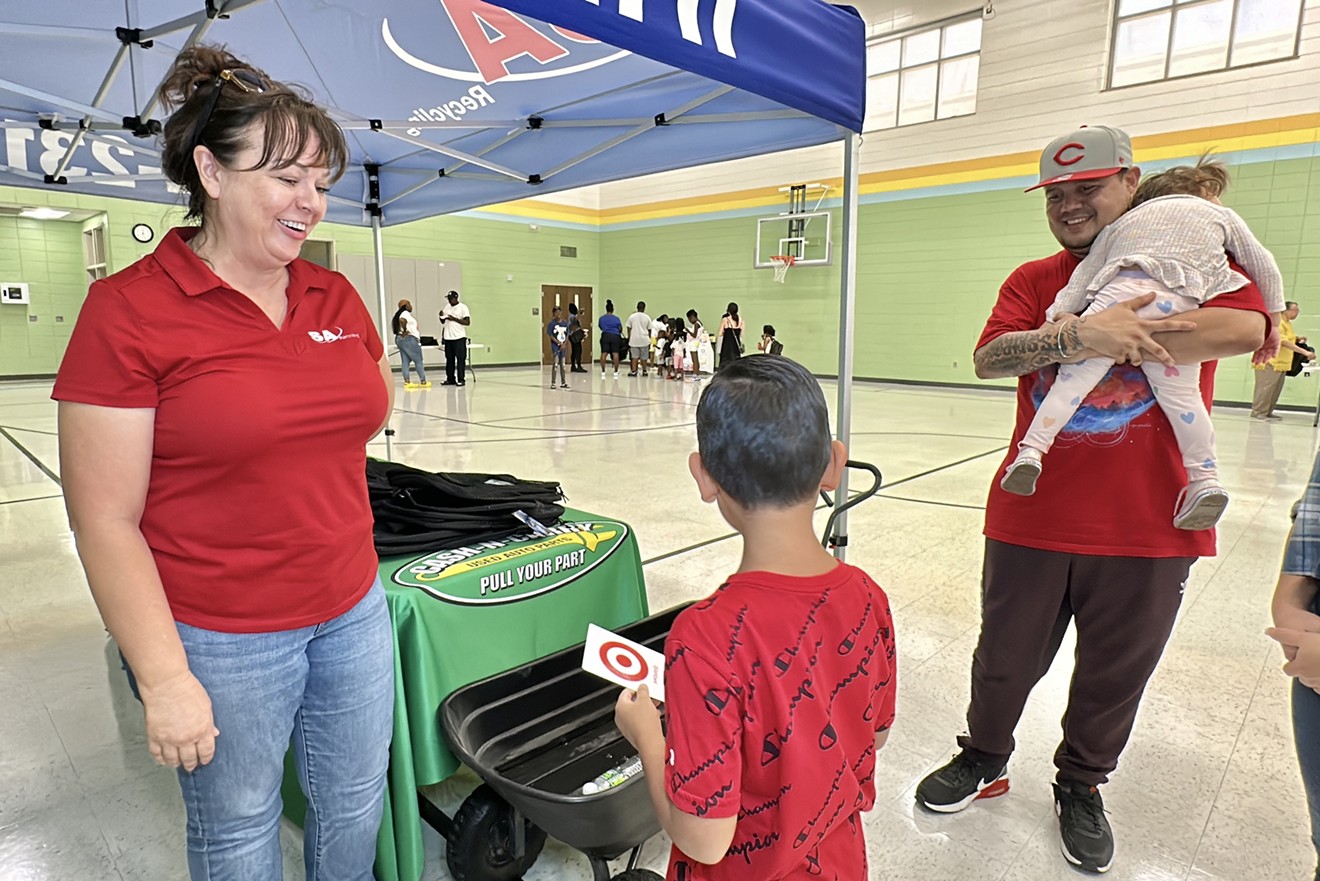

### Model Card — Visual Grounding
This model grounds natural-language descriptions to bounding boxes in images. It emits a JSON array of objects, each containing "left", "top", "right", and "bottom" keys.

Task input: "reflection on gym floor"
[{"left": 0, "top": 368, "right": 1312, "bottom": 880}]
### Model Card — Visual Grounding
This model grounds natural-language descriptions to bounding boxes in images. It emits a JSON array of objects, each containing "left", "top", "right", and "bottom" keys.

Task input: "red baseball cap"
[{"left": 1026, "top": 125, "right": 1134, "bottom": 192}]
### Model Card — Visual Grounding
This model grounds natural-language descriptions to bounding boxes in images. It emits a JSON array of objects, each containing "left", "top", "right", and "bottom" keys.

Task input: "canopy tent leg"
[
  {"left": 831, "top": 132, "right": 860, "bottom": 561},
  {"left": 371, "top": 213, "right": 393, "bottom": 462}
]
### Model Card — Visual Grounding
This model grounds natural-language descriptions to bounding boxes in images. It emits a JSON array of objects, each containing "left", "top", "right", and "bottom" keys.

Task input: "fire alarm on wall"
[{"left": 1, "top": 282, "right": 29, "bottom": 304}]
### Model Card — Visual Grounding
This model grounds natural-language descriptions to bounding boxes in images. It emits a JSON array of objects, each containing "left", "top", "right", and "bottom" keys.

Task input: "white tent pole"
[
  {"left": 371, "top": 211, "right": 393, "bottom": 462},
  {"left": 832, "top": 131, "right": 860, "bottom": 561}
]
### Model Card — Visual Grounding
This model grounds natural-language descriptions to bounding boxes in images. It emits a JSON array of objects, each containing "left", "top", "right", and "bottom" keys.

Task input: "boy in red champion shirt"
[{"left": 615, "top": 356, "right": 897, "bottom": 880}]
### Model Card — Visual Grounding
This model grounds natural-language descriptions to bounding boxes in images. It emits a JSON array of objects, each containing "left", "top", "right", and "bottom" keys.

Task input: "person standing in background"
[
  {"left": 1253, "top": 301, "right": 1313, "bottom": 420},
  {"left": 649, "top": 313, "right": 669, "bottom": 375},
  {"left": 686, "top": 309, "right": 712, "bottom": 380},
  {"left": 439, "top": 289, "right": 471, "bottom": 386},
  {"left": 668, "top": 316, "right": 688, "bottom": 381},
  {"left": 568, "top": 302, "right": 588, "bottom": 373},
  {"left": 392, "top": 298, "right": 429, "bottom": 388},
  {"left": 546, "top": 306, "right": 569, "bottom": 389},
  {"left": 598, "top": 299, "right": 624, "bottom": 378},
  {"left": 625, "top": 300, "right": 652, "bottom": 377},
  {"left": 718, "top": 302, "right": 745, "bottom": 370}
]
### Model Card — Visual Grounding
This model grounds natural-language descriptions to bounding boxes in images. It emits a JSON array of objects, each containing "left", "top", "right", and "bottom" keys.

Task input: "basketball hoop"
[{"left": 770, "top": 254, "right": 795, "bottom": 283}]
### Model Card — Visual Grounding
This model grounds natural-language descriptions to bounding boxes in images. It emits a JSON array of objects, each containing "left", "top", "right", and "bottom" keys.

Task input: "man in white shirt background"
[
  {"left": 625, "top": 300, "right": 652, "bottom": 377},
  {"left": 439, "top": 289, "right": 472, "bottom": 386}
]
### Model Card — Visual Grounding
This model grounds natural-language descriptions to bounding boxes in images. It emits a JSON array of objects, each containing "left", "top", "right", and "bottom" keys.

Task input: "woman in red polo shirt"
[{"left": 54, "top": 45, "right": 394, "bottom": 881}]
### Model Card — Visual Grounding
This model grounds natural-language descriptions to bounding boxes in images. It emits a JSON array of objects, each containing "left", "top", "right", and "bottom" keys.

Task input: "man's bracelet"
[{"left": 1056, "top": 317, "right": 1084, "bottom": 360}]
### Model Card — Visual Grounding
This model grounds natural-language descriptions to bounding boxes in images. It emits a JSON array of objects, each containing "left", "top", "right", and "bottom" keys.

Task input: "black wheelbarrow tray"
[{"left": 435, "top": 602, "right": 690, "bottom": 881}]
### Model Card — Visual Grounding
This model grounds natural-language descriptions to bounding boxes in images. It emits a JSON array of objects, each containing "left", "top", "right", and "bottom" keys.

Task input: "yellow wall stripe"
[{"left": 482, "top": 114, "right": 1320, "bottom": 227}]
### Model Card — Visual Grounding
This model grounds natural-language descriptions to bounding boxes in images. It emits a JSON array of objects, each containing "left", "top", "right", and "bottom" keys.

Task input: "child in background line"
[
  {"left": 658, "top": 327, "right": 674, "bottom": 378},
  {"left": 546, "top": 306, "right": 569, "bottom": 389},
  {"left": 669, "top": 316, "right": 688, "bottom": 380},
  {"left": 686, "top": 309, "right": 711, "bottom": 380},
  {"left": 650, "top": 313, "right": 669, "bottom": 376},
  {"left": 758, "top": 324, "right": 783, "bottom": 356},
  {"left": 1001, "top": 157, "right": 1285, "bottom": 531},
  {"left": 615, "top": 356, "right": 896, "bottom": 881}
]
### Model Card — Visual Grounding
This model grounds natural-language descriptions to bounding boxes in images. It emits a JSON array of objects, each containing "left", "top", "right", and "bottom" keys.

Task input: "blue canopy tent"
[
  {"left": 0, "top": 0, "right": 865, "bottom": 547},
  {"left": 1, "top": 3, "right": 867, "bottom": 874}
]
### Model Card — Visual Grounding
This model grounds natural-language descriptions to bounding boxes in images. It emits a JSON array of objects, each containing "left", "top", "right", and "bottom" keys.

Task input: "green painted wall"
[
  {"left": 7, "top": 151, "right": 1320, "bottom": 408},
  {"left": 0, "top": 216, "right": 85, "bottom": 376},
  {"left": 0, "top": 185, "right": 597, "bottom": 376},
  {"left": 321, "top": 215, "right": 598, "bottom": 365},
  {"left": 600, "top": 153, "right": 1320, "bottom": 408}
]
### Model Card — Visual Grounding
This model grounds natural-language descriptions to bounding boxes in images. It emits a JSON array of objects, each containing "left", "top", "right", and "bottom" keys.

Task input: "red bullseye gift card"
[{"left": 582, "top": 623, "right": 665, "bottom": 702}]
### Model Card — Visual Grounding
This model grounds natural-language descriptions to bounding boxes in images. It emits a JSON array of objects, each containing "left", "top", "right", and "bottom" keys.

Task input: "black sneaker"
[
  {"left": 915, "top": 750, "right": 1010, "bottom": 813},
  {"left": 1053, "top": 780, "right": 1114, "bottom": 874}
]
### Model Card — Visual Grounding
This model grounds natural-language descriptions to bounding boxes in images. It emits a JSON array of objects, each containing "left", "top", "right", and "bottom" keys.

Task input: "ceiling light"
[{"left": 20, "top": 207, "right": 69, "bottom": 220}]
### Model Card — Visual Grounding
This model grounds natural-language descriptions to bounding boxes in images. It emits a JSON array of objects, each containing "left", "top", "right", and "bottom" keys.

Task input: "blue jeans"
[
  {"left": 1295, "top": 679, "right": 1320, "bottom": 880},
  {"left": 396, "top": 334, "right": 426, "bottom": 383},
  {"left": 173, "top": 579, "right": 393, "bottom": 881}
]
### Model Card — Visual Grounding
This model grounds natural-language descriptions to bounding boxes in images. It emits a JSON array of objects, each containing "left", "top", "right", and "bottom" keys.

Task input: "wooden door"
[{"left": 539, "top": 285, "right": 593, "bottom": 364}]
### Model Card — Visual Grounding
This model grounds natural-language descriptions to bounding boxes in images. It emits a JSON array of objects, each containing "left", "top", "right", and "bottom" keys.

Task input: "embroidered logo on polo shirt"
[{"left": 308, "top": 327, "right": 362, "bottom": 343}]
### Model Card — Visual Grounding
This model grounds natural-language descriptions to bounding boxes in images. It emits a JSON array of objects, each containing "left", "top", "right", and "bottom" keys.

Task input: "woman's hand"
[{"left": 139, "top": 670, "right": 220, "bottom": 772}]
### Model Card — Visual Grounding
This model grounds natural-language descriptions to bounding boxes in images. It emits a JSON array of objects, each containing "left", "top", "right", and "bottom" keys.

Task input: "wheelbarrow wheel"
[
  {"left": 445, "top": 784, "right": 547, "bottom": 881},
  {"left": 612, "top": 871, "right": 664, "bottom": 881}
]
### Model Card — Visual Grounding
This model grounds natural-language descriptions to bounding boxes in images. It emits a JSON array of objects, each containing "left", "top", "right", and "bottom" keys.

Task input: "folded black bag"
[
  {"left": 1289, "top": 340, "right": 1316, "bottom": 377},
  {"left": 367, "top": 460, "right": 565, "bottom": 554}
]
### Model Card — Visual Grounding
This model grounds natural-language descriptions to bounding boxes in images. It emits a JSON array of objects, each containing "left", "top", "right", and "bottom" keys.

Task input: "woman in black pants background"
[{"left": 568, "top": 302, "right": 587, "bottom": 372}]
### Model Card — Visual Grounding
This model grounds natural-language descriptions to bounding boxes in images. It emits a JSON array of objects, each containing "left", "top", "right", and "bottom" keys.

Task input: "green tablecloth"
[{"left": 284, "top": 511, "right": 648, "bottom": 881}]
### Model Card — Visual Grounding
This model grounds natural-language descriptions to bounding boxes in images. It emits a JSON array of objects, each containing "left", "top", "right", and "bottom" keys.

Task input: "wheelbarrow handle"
[{"left": 820, "top": 459, "right": 883, "bottom": 549}]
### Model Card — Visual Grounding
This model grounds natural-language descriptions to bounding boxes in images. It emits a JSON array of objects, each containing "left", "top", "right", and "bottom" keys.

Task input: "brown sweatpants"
[{"left": 956, "top": 539, "right": 1193, "bottom": 786}]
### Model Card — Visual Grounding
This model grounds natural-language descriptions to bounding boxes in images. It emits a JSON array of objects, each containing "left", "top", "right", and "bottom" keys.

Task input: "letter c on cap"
[{"left": 1054, "top": 143, "right": 1086, "bottom": 166}]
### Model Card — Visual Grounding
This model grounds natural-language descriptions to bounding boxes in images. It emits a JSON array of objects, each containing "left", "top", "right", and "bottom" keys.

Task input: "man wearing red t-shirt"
[
  {"left": 915, "top": 126, "right": 1269, "bottom": 874},
  {"left": 615, "top": 357, "right": 896, "bottom": 880}
]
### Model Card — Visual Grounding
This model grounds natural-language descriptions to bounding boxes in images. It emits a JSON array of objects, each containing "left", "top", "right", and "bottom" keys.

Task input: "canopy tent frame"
[{"left": 0, "top": 0, "right": 868, "bottom": 559}]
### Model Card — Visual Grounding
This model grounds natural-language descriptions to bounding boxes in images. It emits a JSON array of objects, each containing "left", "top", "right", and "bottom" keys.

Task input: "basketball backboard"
[{"left": 754, "top": 210, "right": 831, "bottom": 268}]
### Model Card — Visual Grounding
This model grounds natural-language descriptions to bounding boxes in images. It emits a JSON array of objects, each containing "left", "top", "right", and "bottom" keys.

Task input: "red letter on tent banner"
[
  {"left": 441, "top": 0, "right": 569, "bottom": 83},
  {"left": 551, "top": 26, "right": 598, "bottom": 43}
]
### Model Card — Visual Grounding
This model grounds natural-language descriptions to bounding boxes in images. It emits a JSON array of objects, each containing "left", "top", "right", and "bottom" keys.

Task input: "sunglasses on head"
[{"left": 189, "top": 68, "right": 268, "bottom": 154}]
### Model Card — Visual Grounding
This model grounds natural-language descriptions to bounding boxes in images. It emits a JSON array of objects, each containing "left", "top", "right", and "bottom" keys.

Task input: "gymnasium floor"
[{"left": 0, "top": 365, "right": 1315, "bottom": 881}]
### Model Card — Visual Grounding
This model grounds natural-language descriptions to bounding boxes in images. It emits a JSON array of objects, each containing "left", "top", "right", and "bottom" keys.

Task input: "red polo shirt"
[{"left": 54, "top": 228, "right": 387, "bottom": 632}]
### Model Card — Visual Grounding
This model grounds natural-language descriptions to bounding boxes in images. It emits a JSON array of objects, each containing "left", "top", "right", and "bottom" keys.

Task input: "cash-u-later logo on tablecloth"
[{"left": 392, "top": 520, "right": 629, "bottom": 606}]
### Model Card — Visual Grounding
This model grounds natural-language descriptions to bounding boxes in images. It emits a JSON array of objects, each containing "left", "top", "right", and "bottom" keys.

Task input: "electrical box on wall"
[{"left": 1, "top": 282, "right": 29, "bottom": 305}]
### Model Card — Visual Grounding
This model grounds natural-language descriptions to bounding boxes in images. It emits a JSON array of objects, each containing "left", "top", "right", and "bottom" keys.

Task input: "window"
[
  {"left": 1110, "top": 0, "right": 1303, "bottom": 88},
  {"left": 865, "top": 14, "right": 982, "bottom": 132}
]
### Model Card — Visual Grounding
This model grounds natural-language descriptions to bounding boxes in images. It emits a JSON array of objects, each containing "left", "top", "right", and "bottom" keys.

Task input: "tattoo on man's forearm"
[{"left": 977, "top": 319, "right": 1084, "bottom": 377}]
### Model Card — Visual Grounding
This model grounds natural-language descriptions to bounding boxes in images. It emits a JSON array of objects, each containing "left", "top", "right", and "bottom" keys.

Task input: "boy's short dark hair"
[
  {"left": 696, "top": 357, "right": 831, "bottom": 509},
  {"left": 763, "top": 324, "right": 775, "bottom": 337}
]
